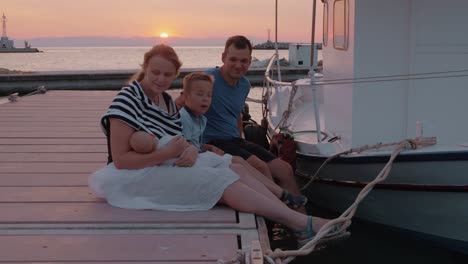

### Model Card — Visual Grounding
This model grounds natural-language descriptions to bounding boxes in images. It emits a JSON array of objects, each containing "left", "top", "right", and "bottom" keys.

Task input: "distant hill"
[{"left": 12, "top": 36, "right": 265, "bottom": 47}]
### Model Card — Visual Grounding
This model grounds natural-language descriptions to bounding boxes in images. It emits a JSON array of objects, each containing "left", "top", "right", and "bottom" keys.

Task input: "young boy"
[{"left": 179, "top": 72, "right": 307, "bottom": 209}]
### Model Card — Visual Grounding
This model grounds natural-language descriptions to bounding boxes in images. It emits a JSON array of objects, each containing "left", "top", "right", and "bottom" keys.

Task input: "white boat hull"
[{"left": 296, "top": 153, "right": 468, "bottom": 254}]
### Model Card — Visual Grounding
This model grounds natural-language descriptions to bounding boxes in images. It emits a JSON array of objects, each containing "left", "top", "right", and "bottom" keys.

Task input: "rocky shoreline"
[
  {"left": 253, "top": 40, "right": 289, "bottom": 50},
  {"left": 0, "top": 68, "right": 32, "bottom": 74}
]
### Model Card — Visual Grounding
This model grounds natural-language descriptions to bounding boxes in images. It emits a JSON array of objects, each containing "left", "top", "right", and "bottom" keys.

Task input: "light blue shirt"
[
  {"left": 179, "top": 107, "right": 207, "bottom": 152},
  {"left": 203, "top": 67, "right": 250, "bottom": 141}
]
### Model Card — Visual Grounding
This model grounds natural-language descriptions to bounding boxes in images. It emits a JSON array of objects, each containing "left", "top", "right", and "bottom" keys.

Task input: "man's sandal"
[{"left": 294, "top": 216, "right": 352, "bottom": 248}]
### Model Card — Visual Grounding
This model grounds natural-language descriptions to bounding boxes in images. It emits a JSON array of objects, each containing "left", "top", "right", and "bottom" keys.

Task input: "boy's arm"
[{"left": 179, "top": 111, "right": 193, "bottom": 142}]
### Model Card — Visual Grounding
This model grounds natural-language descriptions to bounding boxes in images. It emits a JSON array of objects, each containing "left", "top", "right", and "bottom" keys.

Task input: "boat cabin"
[{"left": 320, "top": 0, "right": 468, "bottom": 149}]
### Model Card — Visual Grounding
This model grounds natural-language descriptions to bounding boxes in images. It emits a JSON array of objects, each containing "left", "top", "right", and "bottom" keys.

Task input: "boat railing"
[
  {"left": 264, "top": 53, "right": 324, "bottom": 142},
  {"left": 264, "top": 53, "right": 294, "bottom": 87}
]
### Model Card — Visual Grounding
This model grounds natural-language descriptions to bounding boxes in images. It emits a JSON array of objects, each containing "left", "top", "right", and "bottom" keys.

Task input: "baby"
[
  {"left": 129, "top": 131, "right": 229, "bottom": 167},
  {"left": 129, "top": 131, "right": 157, "bottom": 154}
]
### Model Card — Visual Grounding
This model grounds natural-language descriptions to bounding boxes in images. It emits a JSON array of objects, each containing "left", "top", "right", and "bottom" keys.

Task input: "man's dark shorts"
[{"left": 208, "top": 138, "right": 276, "bottom": 163}]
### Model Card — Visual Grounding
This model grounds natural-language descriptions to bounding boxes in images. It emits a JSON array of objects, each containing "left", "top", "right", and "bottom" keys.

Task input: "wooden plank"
[
  {"left": 4, "top": 97, "right": 113, "bottom": 102},
  {"left": 0, "top": 117, "right": 99, "bottom": 122},
  {"left": 0, "top": 112, "right": 104, "bottom": 118},
  {"left": 0, "top": 108, "right": 106, "bottom": 112},
  {"left": 0, "top": 187, "right": 101, "bottom": 202},
  {"left": 0, "top": 262, "right": 215, "bottom": 264},
  {"left": 0, "top": 203, "right": 236, "bottom": 223},
  {"left": 4, "top": 98, "right": 112, "bottom": 103},
  {"left": 0, "top": 121, "right": 105, "bottom": 128},
  {"left": 0, "top": 108, "right": 104, "bottom": 112},
  {"left": 0, "top": 138, "right": 106, "bottom": 145},
  {"left": 12, "top": 92, "right": 116, "bottom": 99},
  {"left": 0, "top": 234, "right": 238, "bottom": 262},
  {"left": 0, "top": 126, "right": 101, "bottom": 132},
  {"left": 0, "top": 145, "right": 106, "bottom": 153},
  {"left": 0, "top": 106, "right": 108, "bottom": 110},
  {"left": 0, "top": 162, "right": 102, "bottom": 173},
  {"left": 5, "top": 99, "right": 112, "bottom": 103},
  {"left": 0, "top": 173, "right": 88, "bottom": 186},
  {"left": 0, "top": 153, "right": 106, "bottom": 162},
  {"left": 0, "top": 132, "right": 104, "bottom": 138}
]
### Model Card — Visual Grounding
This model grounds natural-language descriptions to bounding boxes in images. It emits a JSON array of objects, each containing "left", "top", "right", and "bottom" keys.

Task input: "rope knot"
[{"left": 402, "top": 139, "right": 417, "bottom": 150}]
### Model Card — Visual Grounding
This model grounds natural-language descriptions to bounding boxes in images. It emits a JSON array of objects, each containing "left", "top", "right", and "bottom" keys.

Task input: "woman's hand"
[
  {"left": 175, "top": 145, "right": 198, "bottom": 167},
  {"left": 166, "top": 135, "right": 189, "bottom": 158}
]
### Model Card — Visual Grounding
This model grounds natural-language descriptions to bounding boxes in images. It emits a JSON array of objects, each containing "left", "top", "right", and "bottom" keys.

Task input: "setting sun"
[{"left": 160, "top": 33, "right": 169, "bottom": 38}]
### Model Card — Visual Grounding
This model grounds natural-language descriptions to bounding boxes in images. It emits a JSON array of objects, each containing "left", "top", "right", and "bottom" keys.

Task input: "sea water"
[{"left": 0, "top": 46, "right": 293, "bottom": 72}]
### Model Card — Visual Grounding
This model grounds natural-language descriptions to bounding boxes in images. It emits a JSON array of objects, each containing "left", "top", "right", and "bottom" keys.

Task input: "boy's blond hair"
[{"left": 182, "top": 72, "right": 214, "bottom": 94}]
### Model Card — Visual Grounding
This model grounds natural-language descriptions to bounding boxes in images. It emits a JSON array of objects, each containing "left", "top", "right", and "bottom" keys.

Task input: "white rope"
[
  {"left": 264, "top": 136, "right": 437, "bottom": 264},
  {"left": 275, "top": 83, "right": 298, "bottom": 131},
  {"left": 263, "top": 53, "right": 300, "bottom": 132},
  {"left": 7, "top": 86, "right": 47, "bottom": 103}
]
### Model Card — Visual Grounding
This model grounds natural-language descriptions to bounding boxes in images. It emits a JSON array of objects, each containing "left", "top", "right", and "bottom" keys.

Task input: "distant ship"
[{"left": 0, "top": 13, "right": 40, "bottom": 53}]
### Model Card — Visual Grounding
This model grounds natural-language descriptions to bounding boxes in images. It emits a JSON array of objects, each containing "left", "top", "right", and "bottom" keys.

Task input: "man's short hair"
[{"left": 224, "top": 35, "right": 252, "bottom": 54}]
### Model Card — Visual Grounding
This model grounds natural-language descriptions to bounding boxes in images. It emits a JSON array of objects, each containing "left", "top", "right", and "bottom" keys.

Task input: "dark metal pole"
[
  {"left": 310, "top": 0, "right": 317, "bottom": 72},
  {"left": 275, "top": 0, "right": 278, "bottom": 43},
  {"left": 275, "top": 0, "right": 282, "bottom": 81}
]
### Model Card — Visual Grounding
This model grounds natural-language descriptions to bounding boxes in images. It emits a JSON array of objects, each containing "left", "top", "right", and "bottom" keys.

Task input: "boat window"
[
  {"left": 323, "top": 2, "right": 328, "bottom": 46},
  {"left": 333, "top": 0, "right": 348, "bottom": 50}
]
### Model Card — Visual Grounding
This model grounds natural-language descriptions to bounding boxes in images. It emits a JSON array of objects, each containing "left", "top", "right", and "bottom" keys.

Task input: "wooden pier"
[
  {"left": 0, "top": 67, "right": 310, "bottom": 96},
  {"left": 0, "top": 91, "right": 267, "bottom": 263}
]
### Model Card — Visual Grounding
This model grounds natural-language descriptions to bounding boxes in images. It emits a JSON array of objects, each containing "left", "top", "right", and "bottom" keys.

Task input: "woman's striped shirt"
[{"left": 101, "top": 80, "right": 182, "bottom": 142}]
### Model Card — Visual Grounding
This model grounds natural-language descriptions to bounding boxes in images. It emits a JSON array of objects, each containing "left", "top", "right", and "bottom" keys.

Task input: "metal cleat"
[
  {"left": 8, "top": 93, "right": 18, "bottom": 102},
  {"left": 37, "top": 85, "right": 47, "bottom": 94}
]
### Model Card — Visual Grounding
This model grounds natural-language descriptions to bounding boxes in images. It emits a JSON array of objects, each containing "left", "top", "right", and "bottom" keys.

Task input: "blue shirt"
[
  {"left": 203, "top": 68, "right": 251, "bottom": 141},
  {"left": 179, "top": 106, "right": 207, "bottom": 152}
]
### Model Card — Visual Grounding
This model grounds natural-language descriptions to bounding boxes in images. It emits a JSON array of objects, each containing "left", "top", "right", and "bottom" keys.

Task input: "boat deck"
[{"left": 0, "top": 90, "right": 265, "bottom": 263}]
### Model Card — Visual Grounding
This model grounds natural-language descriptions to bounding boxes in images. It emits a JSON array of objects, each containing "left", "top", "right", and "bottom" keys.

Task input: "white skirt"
[{"left": 89, "top": 162, "right": 239, "bottom": 211}]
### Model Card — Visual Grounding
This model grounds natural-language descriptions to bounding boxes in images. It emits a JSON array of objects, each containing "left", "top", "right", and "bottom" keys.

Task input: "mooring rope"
[
  {"left": 274, "top": 83, "right": 299, "bottom": 131},
  {"left": 7, "top": 86, "right": 47, "bottom": 103},
  {"left": 264, "top": 136, "right": 437, "bottom": 264}
]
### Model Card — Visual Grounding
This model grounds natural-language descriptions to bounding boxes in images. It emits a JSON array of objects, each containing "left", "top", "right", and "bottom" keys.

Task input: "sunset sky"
[{"left": 2, "top": 0, "right": 323, "bottom": 44}]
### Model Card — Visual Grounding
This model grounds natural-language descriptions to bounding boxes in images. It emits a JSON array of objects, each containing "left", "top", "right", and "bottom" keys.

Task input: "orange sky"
[{"left": 2, "top": 0, "right": 323, "bottom": 43}]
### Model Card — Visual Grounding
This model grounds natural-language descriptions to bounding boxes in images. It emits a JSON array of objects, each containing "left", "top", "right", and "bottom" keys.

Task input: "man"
[{"left": 202, "top": 35, "right": 305, "bottom": 210}]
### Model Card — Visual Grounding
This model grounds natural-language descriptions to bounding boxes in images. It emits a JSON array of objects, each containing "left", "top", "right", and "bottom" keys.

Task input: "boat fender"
[{"left": 270, "top": 133, "right": 297, "bottom": 171}]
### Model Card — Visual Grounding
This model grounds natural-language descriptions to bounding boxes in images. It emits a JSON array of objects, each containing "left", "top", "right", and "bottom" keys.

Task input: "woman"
[{"left": 89, "top": 44, "right": 344, "bottom": 246}]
